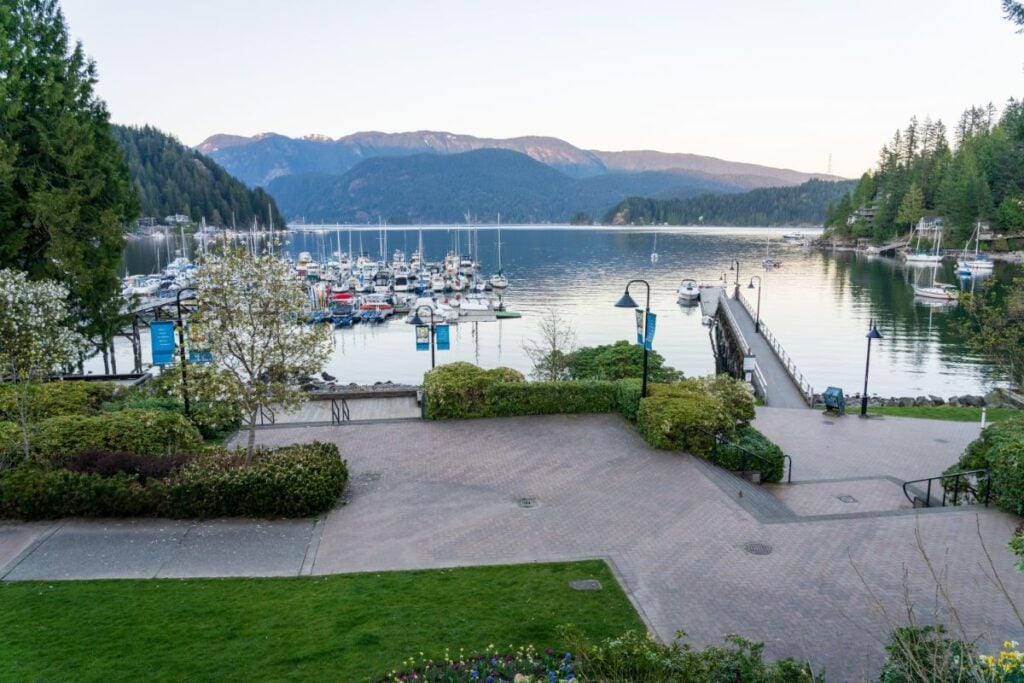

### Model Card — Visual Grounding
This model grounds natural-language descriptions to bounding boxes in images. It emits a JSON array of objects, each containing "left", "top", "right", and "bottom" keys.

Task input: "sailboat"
[
  {"left": 956, "top": 222, "right": 995, "bottom": 275},
  {"left": 489, "top": 213, "right": 509, "bottom": 289},
  {"left": 762, "top": 235, "right": 780, "bottom": 269},
  {"left": 913, "top": 241, "right": 959, "bottom": 302},
  {"left": 904, "top": 218, "right": 943, "bottom": 264},
  {"left": 650, "top": 232, "right": 659, "bottom": 263}
]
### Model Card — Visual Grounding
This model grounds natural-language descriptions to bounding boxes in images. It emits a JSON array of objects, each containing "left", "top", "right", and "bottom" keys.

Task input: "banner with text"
[
  {"left": 415, "top": 325, "right": 429, "bottom": 351},
  {"left": 635, "top": 309, "right": 644, "bottom": 345},
  {"left": 436, "top": 324, "right": 450, "bottom": 351},
  {"left": 150, "top": 321, "right": 177, "bottom": 365}
]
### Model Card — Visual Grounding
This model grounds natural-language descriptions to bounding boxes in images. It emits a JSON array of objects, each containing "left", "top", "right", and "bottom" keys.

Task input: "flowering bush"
[
  {"left": 376, "top": 644, "right": 578, "bottom": 682},
  {"left": 978, "top": 641, "right": 1024, "bottom": 682}
]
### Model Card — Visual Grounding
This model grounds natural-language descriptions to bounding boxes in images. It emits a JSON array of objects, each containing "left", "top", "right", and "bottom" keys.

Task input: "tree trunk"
[
  {"left": 101, "top": 347, "right": 109, "bottom": 375},
  {"left": 245, "top": 412, "right": 258, "bottom": 465},
  {"left": 109, "top": 340, "right": 117, "bottom": 374}
]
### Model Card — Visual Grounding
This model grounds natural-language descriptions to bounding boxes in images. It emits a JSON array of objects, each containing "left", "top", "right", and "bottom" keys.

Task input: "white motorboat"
[
  {"left": 676, "top": 278, "right": 700, "bottom": 303},
  {"left": 782, "top": 231, "right": 809, "bottom": 245}
]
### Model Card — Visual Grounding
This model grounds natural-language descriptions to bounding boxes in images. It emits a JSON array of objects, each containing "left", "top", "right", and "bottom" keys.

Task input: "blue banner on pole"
[
  {"left": 188, "top": 350, "right": 213, "bottom": 364},
  {"left": 415, "top": 325, "right": 429, "bottom": 351},
  {"left": 645, "top": 312, "right": 657, "bottom": 351},
  {"left": 436, "top": 324, "right": 450, "bottom": 351},
  {"left": 150, "top": 321, "right": 177, "bottom": 365},
  {"left": 635, "top": 309, "right": 644, "bottom": 345}
]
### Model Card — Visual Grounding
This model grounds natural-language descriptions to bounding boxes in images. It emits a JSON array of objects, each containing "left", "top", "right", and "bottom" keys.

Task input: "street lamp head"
[
  {"left": 614, "top": 290, "right": 638, "bottom": 309},
  {"left": 748, "top": 281, "right": 755, "bottom": 289},
  {"left": 866, "top": 323, "right": 882, "bottom": 340},
  {"left": 409, "top": 312, "right": 425, "bottom": 326}
]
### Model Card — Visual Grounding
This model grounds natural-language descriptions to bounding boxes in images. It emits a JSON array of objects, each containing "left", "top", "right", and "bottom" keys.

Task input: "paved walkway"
[{"left": 1, "top": 411, "right": 1021, "bottom": 681}]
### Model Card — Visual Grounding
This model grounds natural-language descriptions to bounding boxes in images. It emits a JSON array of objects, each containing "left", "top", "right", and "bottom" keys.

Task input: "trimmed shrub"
[
  {"left": 946, "top": 416, "right": 1024, "bottom": 514},
  {"left": 636, "top": 388, "right": 733, "bottom": 455},
  {"left": 614, "top": 378, "right": 643, "bottom": 423},
  {"left": 0, "top": 442, "right": 346, "bottom": 520},
  {"left": 0, "top": 381, "right": 119, "bottom": 421},
  {"left": 32, "top": 410, "right": 203, "bottom": 466},
  {"left": 67, "top": 450, "right": 192, "bottom": 482},
  {"left": 718, "top": 425, "right": 786, "bottom": 482},
  {"left": 423, "top": 363, "right": 524, "bottom": 419},
  {"left": 485, "top": 380, "right": 618, "bottom": 416},
  {"left": 103, "top": 396, "right": 240, "bottom": 441},
  {"left": 168, "top": 442, "right": 348, "bottom": 518},
  {"left": 701, "top": 373, "right": 756, "bottom": 425},
  {"left": 567, "top": 340, "right": 683, "bottom": 383}
]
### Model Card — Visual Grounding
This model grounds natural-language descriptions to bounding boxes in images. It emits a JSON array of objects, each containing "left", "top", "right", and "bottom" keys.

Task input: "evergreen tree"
[
  {"left": 0, "top": 0, "right": 137, "bottom": 356},
  {"left": 896, "top": 182, "right": 924, "bottom": 229}
]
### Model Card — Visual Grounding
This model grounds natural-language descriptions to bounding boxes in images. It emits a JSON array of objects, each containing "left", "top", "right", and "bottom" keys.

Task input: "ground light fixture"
[
  {"left": 861, "top": 320, "right": 883, "bottom": 417},
  {"left": 614, "top": 279, "right": 651, "bottom": 398}
]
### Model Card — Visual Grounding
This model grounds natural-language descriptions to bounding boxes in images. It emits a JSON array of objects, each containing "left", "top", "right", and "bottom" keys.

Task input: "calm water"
[{"left": 105, "top": 226, "right": 1015, "bottom": 398}]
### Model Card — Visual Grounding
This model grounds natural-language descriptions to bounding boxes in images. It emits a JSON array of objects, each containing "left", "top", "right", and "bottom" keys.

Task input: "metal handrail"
[
  {"left": 751, "top": 362, "right": 769, "bottom": 404},
  {"left": 782, "top": 454, "right": 792, "bottom": 484},
  {"left": 716, "top": 289, "right": 751, "bottom": 355},
  {"left": 258, "top": 405, "right": 275, "bottom": 426},
  {"left": 684, "top": 425, "right": 791, "bottom": 483},
  {"left": 736, "top": 290, "right": 815, "bottom": 405},
  {"left": 902, "top": 469, "right": 991, "bottom": 508},
  {"left": 330, "top": 398, "right": 351, "bottom": 424}
]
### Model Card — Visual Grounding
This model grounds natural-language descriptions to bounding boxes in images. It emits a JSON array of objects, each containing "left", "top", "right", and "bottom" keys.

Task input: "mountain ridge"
[{"left": 197, "top": 129, "right": 844, "bottom": 189}]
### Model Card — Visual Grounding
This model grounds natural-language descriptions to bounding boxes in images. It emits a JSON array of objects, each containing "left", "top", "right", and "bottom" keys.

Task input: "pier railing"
[
  {"left": 715, "top": 289, "right": 751, "bottom": 355},
  {"left": 736, "top": 290, "right": 815, "bottom": 406}
]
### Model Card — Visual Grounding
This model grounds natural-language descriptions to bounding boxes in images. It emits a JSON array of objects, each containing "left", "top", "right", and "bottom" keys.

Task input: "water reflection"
[{"left": 108, "top": 226, "right": 1014, "bottom": 397}]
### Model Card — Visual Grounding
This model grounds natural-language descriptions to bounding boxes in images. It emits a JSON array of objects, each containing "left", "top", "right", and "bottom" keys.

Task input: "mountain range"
[{"left": 197, "top": 130, "right": 844, "bottom": 224}]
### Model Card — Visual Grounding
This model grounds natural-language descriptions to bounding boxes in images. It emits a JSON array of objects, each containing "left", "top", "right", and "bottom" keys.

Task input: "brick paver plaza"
[{"left": 1, "top": 409, "right": 1021, "bottom": 680}]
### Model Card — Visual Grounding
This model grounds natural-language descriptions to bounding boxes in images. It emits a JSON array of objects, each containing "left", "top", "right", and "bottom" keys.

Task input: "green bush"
[
  {"left": 103, "top": 395, "right": 240, "bottom": 442},
  {"left": 0, "top": 442, "right": 347, "bottom": 519},
  {"left": 946, "top": 416, "right": 1024, "bottom": 514},
  {"left": 701, "top": 373, "right": 756, "bottom": 425},
  {"left": 569, "top": 629, "right": 817, "bottom": 683},
  {"left": 423, "top": 363, "right": 524, "bottom": 419},
  {"left": 614, "top": 378, "right": 643, "bottom": 423},
  {"left": 636, "top": 388, "right": 733, "bottom": 455},
  {"left": 567, "top": 340, "right": 682, "bottom": 383},
  {"left": 0, "top": 381, "right": 120, "bottom": 421},
  {"left": 32, "top": 410, "right": 203, "bottom": 466},
  {"left": 718, "top": 425, "right": 786, "bottom": 482},
  {"left": 485, "top": 381, "right": 618, "bottom": 416},
  {"left": 169, "top": 442, "right": 348, "bottom": 518},
  {"left": 878, "top": 625, "right": 976, "bottom": 683}
]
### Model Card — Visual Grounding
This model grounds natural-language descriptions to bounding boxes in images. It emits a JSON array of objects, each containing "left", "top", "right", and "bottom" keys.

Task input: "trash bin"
[{"left": 823, "top": 386, "right": 845, "bottom": 415}]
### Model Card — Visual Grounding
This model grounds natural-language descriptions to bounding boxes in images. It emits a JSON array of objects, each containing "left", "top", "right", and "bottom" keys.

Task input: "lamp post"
[
  {"left": 614, "top": 279, "right": 652, "bottom": 398},
  {"left": 409, "top": 306, "right": 437, "bottom": 369},
  {"left": 861, "top": 320, "right": 882, "bottom": 417},
  {"left": 729, "top": 260, "right": 740, "bottom": 298},
  {"left": 747, "top": 276, "right": 762, "bottom": 334},
  {"left": 175, "top": 287, "right": 197, "bottom": 417}
]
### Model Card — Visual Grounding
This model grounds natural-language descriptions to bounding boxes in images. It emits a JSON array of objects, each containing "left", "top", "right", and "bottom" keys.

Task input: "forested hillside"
[
  {"left": 112, "top": 125, "right": 285, "bottom": 228},
  {"left": 266, "top": 149, "right": 737, "bottom": 224},
  {"left": 824, "top": 101, "right": 1024, "bottom": 244},
  {"left": 603, "top": 179, "right": 854, "bottom": 226}
]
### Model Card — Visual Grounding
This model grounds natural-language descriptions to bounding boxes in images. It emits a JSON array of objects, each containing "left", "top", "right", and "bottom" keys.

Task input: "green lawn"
[
  {"left": 869, "top": 405, "right": 1022, "bottom": 423},
  {"left": 0, "top": 560, "right": 643, "bottom": 683}
]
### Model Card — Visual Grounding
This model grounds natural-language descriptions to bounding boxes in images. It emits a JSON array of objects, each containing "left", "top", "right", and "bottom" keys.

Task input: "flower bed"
[{"left": 376, "top": 645, "right": 577, "bottom": 682}]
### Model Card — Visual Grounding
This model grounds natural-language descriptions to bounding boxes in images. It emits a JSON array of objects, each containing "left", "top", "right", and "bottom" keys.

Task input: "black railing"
[
  {"left": 902, "top": 469, "right": 991, "bottom": 508},
  {"left": 258, "top": 405, "right": 275, "bottom": 426},
  {"left": 684, "top": 425, "right": 791, "bottom": 484},
  {"left": 782, "top": 454, "right": 793, "bottom": 485},
  {"left": 330, "top": 398, "right": 351, "bottom": 425}
]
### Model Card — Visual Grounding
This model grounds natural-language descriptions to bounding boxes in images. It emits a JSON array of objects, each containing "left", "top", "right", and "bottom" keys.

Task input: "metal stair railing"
[
  {"left": 902, "top": 469, "right": 991, "bottom": 508},
  {"left": 330, "top": 397, "right": 351, "bottom": 425},
  {"left": 684, "top": 425, "right": 792, "bottom": 484}
]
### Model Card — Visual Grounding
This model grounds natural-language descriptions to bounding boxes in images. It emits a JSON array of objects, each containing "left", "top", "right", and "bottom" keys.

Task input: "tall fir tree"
[{"left": 0, "top": 0, "right": 137, "bottom": 357}]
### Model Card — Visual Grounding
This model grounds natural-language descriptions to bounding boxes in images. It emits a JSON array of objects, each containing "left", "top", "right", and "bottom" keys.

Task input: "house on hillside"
[{"left": 847, "top": 206, "right": 877, "bottom": 230}]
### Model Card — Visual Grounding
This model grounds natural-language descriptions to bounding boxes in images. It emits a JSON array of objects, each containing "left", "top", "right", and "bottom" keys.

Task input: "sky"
[{"left": 61, "top": 0, "right": 1022, "bottom": 178}]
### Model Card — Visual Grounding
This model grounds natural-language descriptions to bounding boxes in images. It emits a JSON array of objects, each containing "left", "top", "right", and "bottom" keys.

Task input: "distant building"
[
  {"left": 163, "top": 214, "right": 190, "bottom": 225},
  {"left": 847, "top": 206, "right": 877, "bottom": 229},
  {"left": 916, "top": 215, "right": 944, "bottom": 232}
]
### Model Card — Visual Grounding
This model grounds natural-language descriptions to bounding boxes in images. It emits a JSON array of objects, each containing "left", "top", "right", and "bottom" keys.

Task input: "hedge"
[
  {"left": 0, "top": 381, "right": 120, "bottom": 421},
  {"left": 614, "top": 378, "right": 643, "bottom": 423},
  {"left": 486, "top": 381, "right": 618, "bottom": 416},
  {"left": 717, "top": 425, "right": 786, "bottom": 483},
  {"left": 31, "top": 409, "right": 204, "bottom": 467},
  {"left": 0, "top": 442, "right": 347, "bottom": 519},
  {"left": 636, "top": 389, "right": 734, "bottom": 455},
  {"left": 946, "top": 416, "right": 1024, "bottom": 514},
  {"left": 102, "top": 396, "right": 240, "bottom": 441},
  {"left": 423, "top": 363, "right": 525, "bottom": 419},
  {"left": 649, "top": 375, "right": 755, "bottom": 426}
]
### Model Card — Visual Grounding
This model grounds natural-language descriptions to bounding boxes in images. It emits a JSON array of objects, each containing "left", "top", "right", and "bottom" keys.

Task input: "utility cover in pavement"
[
  {"left": 570, "top": 580, "right": 603, "bottom": 591},
  {"left": 743, "top": 542, "right": 773, "bottom": 556}
]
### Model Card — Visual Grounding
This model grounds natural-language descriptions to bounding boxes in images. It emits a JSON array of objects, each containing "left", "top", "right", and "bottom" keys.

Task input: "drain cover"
[
  {"left": 822, "top": 420, "right": 835, "bottom": 425},
  {"left": 354, "top": 472, "right": 382, "bottom": 484},
  {"left": 743, "top": 541, "right": 773, "bottom": 556},
  {"left": 517, "top": 497, "right": 537, "bottom": 509},
  {"left": 934, "top": 438, "right": 949, "bottom": 444},
  {"left": 838, "top": 495, "right": 858, "bottom": 504},
  {"left": 569, "top": 580, "right": 603, "bottom": 591}
]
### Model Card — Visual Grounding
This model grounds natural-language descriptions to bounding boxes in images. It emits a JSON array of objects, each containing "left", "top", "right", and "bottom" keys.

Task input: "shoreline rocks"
[{"left": 821, "top": 388, "right": 1024, "bottom": 410}]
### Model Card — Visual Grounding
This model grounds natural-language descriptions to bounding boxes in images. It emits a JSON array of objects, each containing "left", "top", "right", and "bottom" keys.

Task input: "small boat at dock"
[{"left": 676, "top": 278, "right": 700, "bottom": 303}]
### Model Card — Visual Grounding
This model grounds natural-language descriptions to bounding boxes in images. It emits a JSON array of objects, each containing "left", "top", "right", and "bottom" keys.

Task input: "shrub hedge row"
[
  {"left": 0, "top": 442, "right": 347, "bottom": 520},
  {"left": 0, "top": 381, "right": 120, "bottom": 422},
  {"left": 486, "top": 380, "right": 619, "bottom": 416},
  {"left": 947, "top": 415, "right": 1024, "bottom": 514}
]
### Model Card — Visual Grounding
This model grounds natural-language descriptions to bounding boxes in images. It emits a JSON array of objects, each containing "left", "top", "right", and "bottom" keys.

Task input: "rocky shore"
[{"left": 819, "top": 387, "right": 1024, "bottom": 410}]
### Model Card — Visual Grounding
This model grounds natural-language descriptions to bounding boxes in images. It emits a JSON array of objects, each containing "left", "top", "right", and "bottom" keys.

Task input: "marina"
[{"left": 102, "top": 225, "right": 1019, "bottom": 398}]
